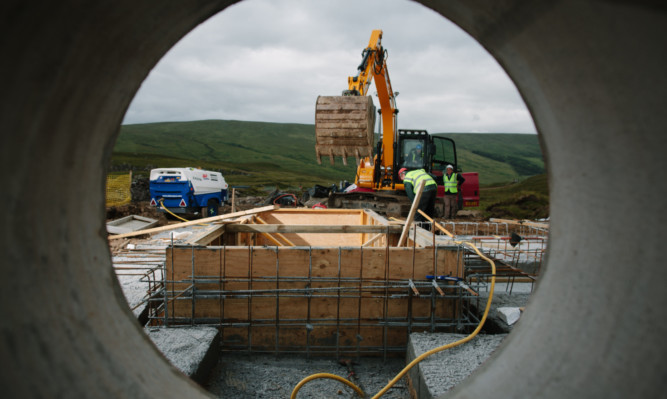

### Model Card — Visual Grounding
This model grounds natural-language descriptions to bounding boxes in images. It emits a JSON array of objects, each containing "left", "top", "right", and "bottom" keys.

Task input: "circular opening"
[
  {"left": 8, "top": 0, "right": 663, "bottom": 398},
  {"left": 108, "top": 0, "right": 546, "bottom": 396}
]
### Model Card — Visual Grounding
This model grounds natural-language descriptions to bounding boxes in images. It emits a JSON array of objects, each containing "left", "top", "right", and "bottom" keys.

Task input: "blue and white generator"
[{"left": 149, "top": 167, "right": 228, "bottom": 217}]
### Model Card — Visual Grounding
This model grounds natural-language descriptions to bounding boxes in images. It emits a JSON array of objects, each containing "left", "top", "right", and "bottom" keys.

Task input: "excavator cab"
[
  {"left": 396, "top": 130, "right": 458, "bottom": 185},
  {"left": 399, "top": 139, "right": 427, "bottom": 169},
  {"left": 431, "top": 135, "right": 458, "bottom": 172},
  {"left": 429, "top": 135, "right": 458, "bottom": 186},
  {"left": 397, "top": 130, "right": 430, "bottom": 171}
]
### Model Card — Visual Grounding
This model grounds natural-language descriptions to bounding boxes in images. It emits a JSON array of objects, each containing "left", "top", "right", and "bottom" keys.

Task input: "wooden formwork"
[
  {"left": 224, "top": 208, "right": 401, "bottom": 248},
  {"left": 161, "top": 243, "right": 464, "bottom": 356}
]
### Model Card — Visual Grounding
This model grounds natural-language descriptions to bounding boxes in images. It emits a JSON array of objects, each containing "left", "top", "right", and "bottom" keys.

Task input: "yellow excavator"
[{"left": 315, "top": 30, "right": 479, "bottom": 216}]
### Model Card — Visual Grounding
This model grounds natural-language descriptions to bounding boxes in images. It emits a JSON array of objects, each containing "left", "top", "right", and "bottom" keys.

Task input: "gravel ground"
[{"left": 204, "top": 353, "right": 410, "bottom": 398}]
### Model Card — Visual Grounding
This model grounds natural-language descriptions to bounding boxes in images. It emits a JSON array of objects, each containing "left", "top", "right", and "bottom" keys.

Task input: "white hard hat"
[{"left": 446, "top": 165, "right": 454, "bottom": 169}]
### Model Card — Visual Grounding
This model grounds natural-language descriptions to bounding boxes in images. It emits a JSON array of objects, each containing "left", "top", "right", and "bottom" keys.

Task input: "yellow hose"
[
  {"left": 290, "top": 215, "right": 497, "bottom": 399},
  {"left": 290, "top": 373, "right": 365, "bottom": 398},
  {"left": 158, "top": 198, "right": 210, "bottom": 227},
  {"left": 158, "top": 198, "right": 191, "bottom": 223},
  {"left": 370, "top": 240, "right": 495, "bottom": 399}
]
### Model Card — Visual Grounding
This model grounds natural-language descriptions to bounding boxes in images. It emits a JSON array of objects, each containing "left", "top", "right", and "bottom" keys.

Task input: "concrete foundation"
[
  {"left": 407, "top": 333, "right": 507, "bottom": 399},
  {"left": 146, "top": 327, "right": 220, "bottom": 386}
]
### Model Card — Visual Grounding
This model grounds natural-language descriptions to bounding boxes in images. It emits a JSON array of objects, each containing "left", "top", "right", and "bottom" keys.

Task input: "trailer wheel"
[{"left": 204, "top": 199, "right": 219, "bottom": 218}]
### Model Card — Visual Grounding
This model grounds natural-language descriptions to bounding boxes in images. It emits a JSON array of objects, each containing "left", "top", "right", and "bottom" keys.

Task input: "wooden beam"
[
  {"left": 255, "top": 216, "right": 296, "bottom": 247},
  {"left": 258, "top": 231, "right": 284, "bottom": 247},
  {"left": 398, "top": 180, "right": 425, "bottom": 247},
  {"left": 108, "top": 205, "right": 278, "bottom": 240},
  {"left": 272, "top": 208, "right": 364, "bottom": 214},
  {"left": 418, "top": 210, "right": 454, "bottom": 238},
  {"left": 224, "top": 224, "right": 403, "bottom": 234},
  {"left": 362, "top": 209, "right": 391, "bottom": 225},
  {"left": 489, "top": 218, "right": 549, "bottom": 229},
  {"left": 362, "top": 233, "right": 383, "bottom": 247},
  {"left": 184, "top": 224, "right": 225, "bottom": 246}
]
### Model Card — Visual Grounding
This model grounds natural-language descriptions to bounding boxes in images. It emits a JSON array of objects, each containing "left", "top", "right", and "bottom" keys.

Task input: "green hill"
[
  {"left": 111, "top": 120, "right": 544, "bottom": 192},
  {"left": 112, "top": 120, "right": 357, "bottom": 191},
  {"left": 440, "top": 133, "right": 545, "bottom": 186},
  {"left": 479, "top": 173, "right": 549, "bottom": 219}
]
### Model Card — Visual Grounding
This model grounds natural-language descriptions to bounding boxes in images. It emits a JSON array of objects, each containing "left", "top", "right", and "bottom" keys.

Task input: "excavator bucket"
[{"left": 315, "top": 96, "right": 376, "bottom": 166}]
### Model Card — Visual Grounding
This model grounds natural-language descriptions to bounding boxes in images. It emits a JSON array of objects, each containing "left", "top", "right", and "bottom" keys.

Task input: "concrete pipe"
[{"left": 0, "top": 1, "right": 665, "bottom": 398}]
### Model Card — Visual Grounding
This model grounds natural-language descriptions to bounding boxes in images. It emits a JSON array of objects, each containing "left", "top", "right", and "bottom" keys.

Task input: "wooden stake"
[
  {"left": 398, "top": 180, "right": 425, "bottom": 247},
  {"left": 432, "top": 280, "right": 445, "bottom": 296},
  {"left": 231, "top": 188, "right": 236, "bottom": 213}
]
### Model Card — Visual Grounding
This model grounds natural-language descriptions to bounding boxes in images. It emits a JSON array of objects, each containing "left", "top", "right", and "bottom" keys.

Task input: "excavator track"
[
  {"left": 327, "top": 191, "right": 445, "bottom": 218},
  {"left": 315, "top": 95, "right": 376, "bottom": 166}
]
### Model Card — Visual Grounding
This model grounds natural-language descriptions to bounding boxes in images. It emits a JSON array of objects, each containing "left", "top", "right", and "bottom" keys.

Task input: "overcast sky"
[{"left": 123, "top": 0, "right": 536, "bottom": 134}]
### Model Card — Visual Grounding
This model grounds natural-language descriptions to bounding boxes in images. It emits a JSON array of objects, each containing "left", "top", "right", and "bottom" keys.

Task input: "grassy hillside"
[
  {"left": 437, "top": 133, "right": 545, "bottom": 186},
  {"left": 111, "top": 120, "right": 545, "bottom": 192},
  {"left": 113, "top": 120, "right": 357, "bottom": 191},
  {"left": 479, "top": 174, "right": 549, "bottom": 219}
]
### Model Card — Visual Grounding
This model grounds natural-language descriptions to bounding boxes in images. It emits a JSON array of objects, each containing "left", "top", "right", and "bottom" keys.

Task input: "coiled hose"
[{"left": 290, "top": 215, "right": 497, "bottom": 399}]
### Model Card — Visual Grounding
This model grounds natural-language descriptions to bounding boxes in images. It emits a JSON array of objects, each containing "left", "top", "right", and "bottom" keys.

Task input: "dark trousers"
[{"left": 415, "top": 188, "right": 436, "bottom": 223}]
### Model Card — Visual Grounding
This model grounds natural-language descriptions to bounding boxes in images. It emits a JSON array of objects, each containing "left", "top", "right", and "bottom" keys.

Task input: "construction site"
[
  {"left": 108, "top": 201, "right": 546, "bottom": 397},
  {"left": 3, "top": 2, "right": 665, "bottom": 399},
  {"left": 107, "top": 26, "right": 547, "bottom": 393}
]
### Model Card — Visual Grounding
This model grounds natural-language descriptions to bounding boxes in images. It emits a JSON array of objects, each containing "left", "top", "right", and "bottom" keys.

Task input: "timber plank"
[{"left": 109, "top": 205, "right": 277, "bottom": 240}]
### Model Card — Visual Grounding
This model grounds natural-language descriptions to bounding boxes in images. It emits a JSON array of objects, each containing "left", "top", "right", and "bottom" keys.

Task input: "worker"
[
  {"left": 443, "top": 164, "right": 465, "bottom": 219},
  {"left": 399, "top": 167, "right": 437, "bottom": 227},
  {"left": 405, "top": 144, "right": 424, "bottom": 167}
]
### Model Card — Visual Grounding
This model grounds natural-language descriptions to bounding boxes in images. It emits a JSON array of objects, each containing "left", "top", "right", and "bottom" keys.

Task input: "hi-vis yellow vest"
[
  {"left": 405, "top": 169, "right": 437, "bottom": 193},
  {"left": 444, "top": 173, "right": 458, "bottom": 193}
]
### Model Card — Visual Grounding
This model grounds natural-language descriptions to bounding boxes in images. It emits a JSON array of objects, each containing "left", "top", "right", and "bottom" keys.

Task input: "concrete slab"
[
  {"left": 471, "top": 282, "right": 532, "bottom": 333},
  {"left": 497, "top": 307, "right": 522, "bottom": 325},
  {"left": 106, "top": 215, "right": 158, "bottom": 234},
  {"left": 407, "top": 333, "right": 507, "bottom": 399},
  {"left": 146, "top": 326, "right": 220, "bottom": 385}
]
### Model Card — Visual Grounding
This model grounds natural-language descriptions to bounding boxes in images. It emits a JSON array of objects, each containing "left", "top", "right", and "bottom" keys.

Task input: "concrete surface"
[
  {"left": 1, "top": 1, "right": 666, "bottom": 399},
  {"left": 407, "top": 333, "right": 507, "bottom": 399},
  {"left": 497, "top": 307, "right": 521, "bottom": 325},
  {"left": 147, "top": 327, "right": 220, "bottom": 386}
]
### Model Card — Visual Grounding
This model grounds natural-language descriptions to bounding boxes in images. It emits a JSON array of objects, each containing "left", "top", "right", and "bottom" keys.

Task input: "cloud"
[{"left": 123, "top": 0, "right": 536, "bottom": 134}]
